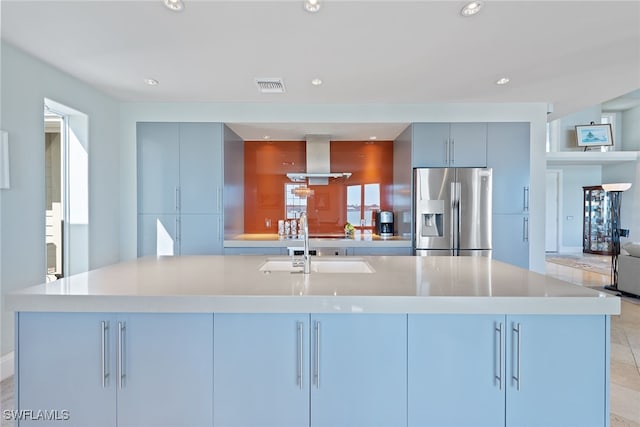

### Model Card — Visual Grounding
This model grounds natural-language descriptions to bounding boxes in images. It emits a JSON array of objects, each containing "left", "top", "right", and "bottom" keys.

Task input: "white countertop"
[
  {"left": 224, "top": 233, "right": 411, "bottom": 248},
  {"left": 5, "top": 256, "right": 620, "bottom": 315}
]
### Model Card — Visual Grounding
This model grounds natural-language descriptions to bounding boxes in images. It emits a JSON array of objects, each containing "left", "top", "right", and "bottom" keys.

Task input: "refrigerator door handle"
[{"left": 451, "top": 181, "right": 461, "bottom": 254}]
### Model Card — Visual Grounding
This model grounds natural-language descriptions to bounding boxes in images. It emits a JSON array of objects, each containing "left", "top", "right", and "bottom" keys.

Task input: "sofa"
[{"left": 618, "top": 243, "right": 640, "bottom": 296}]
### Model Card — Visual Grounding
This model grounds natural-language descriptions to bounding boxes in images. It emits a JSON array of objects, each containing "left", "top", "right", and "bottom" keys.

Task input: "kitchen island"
[{"left": 6, "top": 256, "right": 619, "bottom": 427}]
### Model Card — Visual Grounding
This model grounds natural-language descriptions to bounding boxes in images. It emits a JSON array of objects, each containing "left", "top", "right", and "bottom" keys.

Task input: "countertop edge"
[{"left": 5, "top": 294, "right": 621, "bottom": 316}]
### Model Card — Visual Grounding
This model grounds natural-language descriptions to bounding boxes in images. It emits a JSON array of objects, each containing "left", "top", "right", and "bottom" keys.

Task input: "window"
[
  {"left": 347, "top": 183, "right": 380, "bottom": 229},
  {"left": 284, "top": 183, "right": 308, "bottom": 219}
]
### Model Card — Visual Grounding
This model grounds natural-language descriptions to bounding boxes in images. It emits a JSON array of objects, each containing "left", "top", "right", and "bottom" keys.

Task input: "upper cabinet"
[
  {"left": 412, "top": 123, "right": 488, "bottom": 168},
  {"left": 487, "top": 122, "right": 530, "bottom": 215},
  {"left": 137, "top": 122, "right": 224, "bottom": 256},
  {"left": 137, "top": 122, "right": 223, "bottom": 215},
  {"left": 137, "top": 123, "right": 180, "bottom": 214}
]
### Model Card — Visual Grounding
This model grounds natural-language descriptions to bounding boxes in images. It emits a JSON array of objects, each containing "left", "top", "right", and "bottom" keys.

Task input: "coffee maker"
[{"left": 376, "top": 211, "right": 394, "bottom": 237}]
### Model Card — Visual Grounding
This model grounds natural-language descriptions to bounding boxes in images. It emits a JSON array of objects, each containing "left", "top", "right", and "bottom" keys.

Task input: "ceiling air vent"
[{"left": 255, "top": 78, "right": 286, "bottom": 93}]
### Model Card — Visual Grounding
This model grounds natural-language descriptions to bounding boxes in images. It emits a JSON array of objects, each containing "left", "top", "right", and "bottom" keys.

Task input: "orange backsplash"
[{"left": 244, "top": 140, "right": 394, "bottom": 234}]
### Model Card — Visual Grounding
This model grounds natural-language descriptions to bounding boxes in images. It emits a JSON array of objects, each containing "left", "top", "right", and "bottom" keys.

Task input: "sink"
[{"left": 259, "top": 257, "right": 374, "bottom": 274}]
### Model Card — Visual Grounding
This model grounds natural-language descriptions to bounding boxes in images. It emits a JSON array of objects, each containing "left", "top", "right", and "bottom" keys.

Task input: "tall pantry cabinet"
[
  {"left": 137, "top": 122, "right": 224, "bottom": 256},
  {"left": 487, "top": 122, "right": 530, "bottom": 269}
]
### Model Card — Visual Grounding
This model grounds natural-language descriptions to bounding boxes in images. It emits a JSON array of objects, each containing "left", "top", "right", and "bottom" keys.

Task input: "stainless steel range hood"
[{"left": 286, "top": 135, "right": 352, "bottom": 185}]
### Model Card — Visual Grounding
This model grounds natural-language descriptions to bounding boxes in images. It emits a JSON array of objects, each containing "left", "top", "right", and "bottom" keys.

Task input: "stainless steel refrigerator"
[{"left": 414, "top": 168, "right": 492, "bottom": 256}]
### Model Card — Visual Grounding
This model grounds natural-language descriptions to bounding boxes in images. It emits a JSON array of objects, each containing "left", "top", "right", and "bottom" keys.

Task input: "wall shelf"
[{"left": 546, "top": 151, "right": 638, "bottom": 166}]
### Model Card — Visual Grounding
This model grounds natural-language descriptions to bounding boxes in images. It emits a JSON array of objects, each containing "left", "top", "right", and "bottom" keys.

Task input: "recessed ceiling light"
[
  {"left": 144, "top": 78, "right": 159, "bottom": 86},
  {"left": 263, "top": 135, "right": 271, "bottom": 140},
  {"left": 495, "top": 77, "right": 510, "bottom": 85},
  {"left": 311, "top": 78, "right": 323, "bottom": 86},
  {"left": 460, "top": 1, "right": 482, "bottom": 17},
  {"left": 369, "top": 136, "right": 377, "bottom": 140},
  {"left": 164, "top": 0, "right": 184, "bottom": 11},
  {"left": 304, "top": 0, "right": 321, "bottom": 13}
]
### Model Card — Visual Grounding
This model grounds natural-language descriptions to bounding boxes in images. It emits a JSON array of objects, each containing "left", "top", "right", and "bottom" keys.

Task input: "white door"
[{"left": 545, "top": 170, "right": 560, "bottom": 252}]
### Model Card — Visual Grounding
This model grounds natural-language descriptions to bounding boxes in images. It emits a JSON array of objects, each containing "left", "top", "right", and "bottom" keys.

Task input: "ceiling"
[{"left": 2, "top": 0, "right": 639, "bottom": 140}]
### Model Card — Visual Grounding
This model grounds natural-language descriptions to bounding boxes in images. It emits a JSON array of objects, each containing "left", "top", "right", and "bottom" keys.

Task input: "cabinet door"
[
  {"left": 493, "top": 213, "right": 529, "bottom": 269},
  {"left": 17, "top": 312, "right": 116, "bottom": 427},
  {"left": 487, "top": 122, "right": 530, "bottom": 214},
  {"left": 180, "top": 214, "right": 223, "bottom": 255},
  {"left": 506, "top": 315, "right": 608, "bottom": 427},
  {"left": 137, "top": 122, "right": 179, "bottom": 214},
  {"left": 310, "top": 314, "right": 407, "bottom": 427},
  {"left": 412, "top": 123, "right": 450, "bottom": 167},
  {"left": 450, "top": 122, "right": 488, "bottom": 167},
  {"left": 213, "top": 314, "right": 310, "bottom": 427},
  {"left": 137, "top": 214, "right": 178, "bottom": 257},
  {"left": 408, "top": 314, "right": 505, "bottom": 427},
  {"left": 179, "top": 123, "right": 223, "bottom": 214},
  {"left": 116, "top": 314, "right": 213, "bottom": 427}
]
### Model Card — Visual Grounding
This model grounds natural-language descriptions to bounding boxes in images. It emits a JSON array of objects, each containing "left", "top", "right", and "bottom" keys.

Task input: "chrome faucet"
[{"left": 295, "top": 212, "right": 310, "bottom": 274}]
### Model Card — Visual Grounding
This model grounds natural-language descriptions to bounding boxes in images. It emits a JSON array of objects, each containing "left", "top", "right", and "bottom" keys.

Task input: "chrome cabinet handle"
[
  {"left": 495, "top": 322, "right": 503, "bottom": 390},
  {"left": 118, "top": 321, "right": 126, "bottom": 389},
  {"left": 523, "top": 217, "right": 529, "bottom": 242},
  {"left": 314, "top": 321, "right": 321, "bottom": 388},
  {"left": 297, "top": 321, "right": 303, "bottom": 389},
  {"left": 523, "top": 186, "right": 529, "bottom": 212},
  {"left": 217, "top": 187, "right": 222, "bottom": 212},
  {"left": 101, "top": 321, "right": 109, "bottom": 388},
  {"left": 175, "top": 187, "right": 180, "bottom": 212},
  {"left": 450, "top": 139, "right": 455, "bottom": 164},
  {"left": 512, "top": 323, "right": 521, "bottom": 391},
  {"left": 444, "top": 140, "right": 448, "bottom": 164}
]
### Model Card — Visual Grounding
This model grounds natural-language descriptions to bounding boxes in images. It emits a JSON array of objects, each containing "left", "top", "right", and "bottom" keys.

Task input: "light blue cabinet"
[
  {"left": 408, "top": 314, "right": 608, "bottom": 427},
  {"left": 487, "top": 122, "right": 530, "bottom": 269},
  {"left": 178, "top": 123, "right": 223, "bottom": 214},
  {"left": 16, "top": 311, "right": 608, "bottom": 427},
  {"left": 137, "top": 122, "right": 224, "bottom": 256},
  {"left": 117, "top": 314, "right": 213, "bottom": 427},
  {"left": 137, "top": 213, "right": 178, "bottom": 256},
  {"left": 17, "top": 312, "right": 116, "bottom": 427},
  {"left": 412, "top": 123, "right": 488, "bottom": 167},
  {"left": 213, "top": 314, "right": 310, "bottom": 427},
  {"left": 505, "top": 315, "right": 607, "bottom": 427},
  {"left": 213, "top": 313, "right": 406, "bottom": 427},
  {"left": 310, "top": 314, "right": 407, "bottom": 427},
  {"left": 180, "top": 214, "right": 223, "bottom": 255},
  {"left": 408, "top": 314, "right": 505, "bottom": 427},
  {"left": 137, "top": 122, "right": 180, "bottom": 215},
  {"left": 487, "top": 123, "right": 530, "bottom": 215},
  {"left": 493, "top": 213, "right": 529, "bottom": 269},
  {"left": 16, "top": 313, "right": 213, "bottom": 427}
]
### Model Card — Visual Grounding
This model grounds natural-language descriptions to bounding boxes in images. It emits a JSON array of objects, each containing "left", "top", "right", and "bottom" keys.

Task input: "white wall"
[
  {"left": 551, "top": 105, "right": 603, "bottom": 152},
  {"left": 119, "top": 102, "right": 549, "bottom": 273},
  {"left": 622, "top": 105, "right": 640, "bottom": 151},
  {"left": 557, "top": 166, "right": 602, "bottom": 251},
  {"left": 0, "top": 43, "right": 121, "bottom": 356}
]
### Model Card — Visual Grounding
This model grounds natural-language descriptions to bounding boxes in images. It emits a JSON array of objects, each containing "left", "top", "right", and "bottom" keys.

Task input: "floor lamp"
[{"left": 602, "top": 182, "right": 632, "bottom": 290}]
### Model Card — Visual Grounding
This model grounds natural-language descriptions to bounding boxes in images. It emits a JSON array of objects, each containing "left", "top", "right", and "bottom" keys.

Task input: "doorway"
[
  {"left": 44, "top": 99, "right": 89, "bottom": 282},
  {"left": 545, "top": 170, "right": 561, "bottom": 253},
  {"left": 44, "top": 109, "right": 64, "bottom": 281}
]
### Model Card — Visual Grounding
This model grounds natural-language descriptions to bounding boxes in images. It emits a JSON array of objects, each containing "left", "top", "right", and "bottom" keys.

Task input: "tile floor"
[{"left": 1, "top": 259, "right": 639, "bottom": 426}]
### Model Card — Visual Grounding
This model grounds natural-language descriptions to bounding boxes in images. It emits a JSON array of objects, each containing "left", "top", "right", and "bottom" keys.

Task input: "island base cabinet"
[
  {"left": 408, "top": 314, "right": 609, "bottom": 427},
  {"left": 213, "top": 314, "right": 310, "bottom": 427},
  {"left": 16, "top": 312, "right": 116, "bottom": 427},
  {"left": 408, "top": 314, "right": 506, "bottom": 427},
  {"left": 506, "top": 315, "right": 608, "bottom": 427},
  {"left": 310, "top": 314, "right": 407, "bottom": 427},
  {"left": 15, "top": 313, "right": 213, "bottom": 427},
  {"left": 116, "top": 314, "right": 213, "bottom": 427}
]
